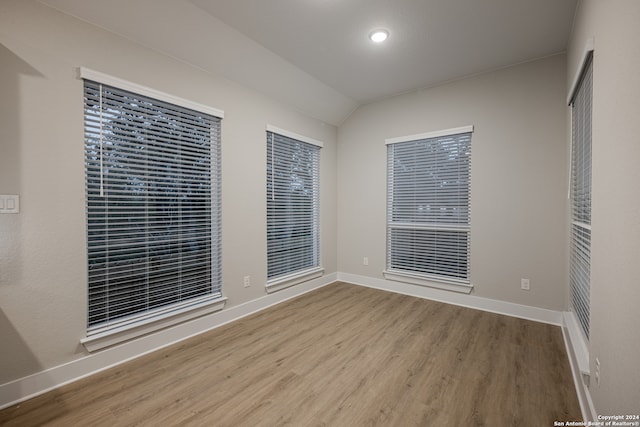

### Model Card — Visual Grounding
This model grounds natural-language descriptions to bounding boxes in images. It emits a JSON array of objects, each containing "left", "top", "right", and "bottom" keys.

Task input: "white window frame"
[
  {"left": 79, "top": 68, "right": 226, "bottom": 351},
  {"left": 384, "top": 125, "right": 474, "bottom": 294},
  {"left": 265, "top": 125, "right": 323, "bottom": 293}
]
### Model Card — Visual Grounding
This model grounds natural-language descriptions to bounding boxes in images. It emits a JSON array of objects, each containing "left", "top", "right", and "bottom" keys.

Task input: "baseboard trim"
[
  {"left": 0, "top": 272, "right": 336, "bottom": 410},
  {"left": 561, "top": 312, "right": 597, "bottom": 421},
  {"left": 337, "top": 272, "right": 563, "bottom": 325}
]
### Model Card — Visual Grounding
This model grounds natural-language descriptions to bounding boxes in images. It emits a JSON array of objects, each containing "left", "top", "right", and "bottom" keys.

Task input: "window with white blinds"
[
  {"left": 83, "top": 78, "right": 223, "bottom": 332},
  {"left": 385, "top": 127, "right": 472, "bottom": 290},
  {"left": 569, "top": 53, "right": 593, "bottom": 340},
  {"left": 266, "top": 128, "right": 321, "bottom": 284}
]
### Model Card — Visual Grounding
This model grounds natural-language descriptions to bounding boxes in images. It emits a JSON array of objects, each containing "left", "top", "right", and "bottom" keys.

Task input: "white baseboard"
[
  {"left": 0, "top": 272, "right": 336, "bottom": 410},
  {"left": 561, "top": 311, "right": 597, "bottom": 421},
  {"left": 337, "top": 272, "right": 563, "bottom": 325}
]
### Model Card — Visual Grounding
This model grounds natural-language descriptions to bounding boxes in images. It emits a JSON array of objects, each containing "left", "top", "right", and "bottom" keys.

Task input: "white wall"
[
  {"left": 567, "top": 0, "right": 640, "bottom": 415},
  {"left": 338, "top": 54, "right": 568, "bottom": 310},
  {"left": 0, "top": 0, "right": 337, "bottom": 384}
]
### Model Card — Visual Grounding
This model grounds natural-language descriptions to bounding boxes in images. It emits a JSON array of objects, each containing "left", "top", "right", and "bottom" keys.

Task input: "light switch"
[{"left": 0, "top": 195, "right": 20, "bottom": 214}]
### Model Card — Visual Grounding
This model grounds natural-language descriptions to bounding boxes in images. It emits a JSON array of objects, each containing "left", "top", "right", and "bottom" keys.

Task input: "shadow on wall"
[
  {"left": 0, "top": 42, "right": 43, "bottom": 291},
  {"left": 0, "top": 311, "right": 71, "bottom": 420},
  {"left": 0, "top": 43, "right": 42, "bottom": 387},
  {"left": 0, "top": 310, "right": 42, "bottom": 385},
  {"left": 0, "top": 42, "right": 43, "bottom": 194},
  {"left": 0, "top": 45, "right": 71, "bottom": 416}
]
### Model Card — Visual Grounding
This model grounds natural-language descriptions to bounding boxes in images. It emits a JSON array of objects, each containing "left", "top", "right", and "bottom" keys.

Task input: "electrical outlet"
[
  {"left": 363, "top": 257, "right": 369, "bottom": 266},
  {"left": 595, "top": 357, "right": 600, "bottom": 386},
  {"left": 521, "top": 278, "right": 530, "bottom": 290},
  {"left": 243, "top": 275, "right": 251, "bottom": 288}
]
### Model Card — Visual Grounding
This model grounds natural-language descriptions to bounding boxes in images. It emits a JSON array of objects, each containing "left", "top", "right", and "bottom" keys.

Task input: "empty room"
[{"left": 1, "top": 0, "right": 639, "bottom": 425}]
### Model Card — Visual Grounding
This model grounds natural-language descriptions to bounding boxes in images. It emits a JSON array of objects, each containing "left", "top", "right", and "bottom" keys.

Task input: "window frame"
[
  {"left": 384, "top": 125, "right": 474, "bottom": 294},
  {"left": 79, "top": 68, "right": 226, "bottom": 351},
  {"left": 265, "top": 125, "right": 323, "bottom": 293}
]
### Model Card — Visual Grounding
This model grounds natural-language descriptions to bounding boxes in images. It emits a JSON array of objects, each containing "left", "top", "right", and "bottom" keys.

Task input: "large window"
[
  {"left": 82, "top": 70, "right": 223, "bottom": 342},
  {"left": 569, "top": 53, "right": 593, "bottom": 340},
  {"left": 385, "top": 126, "right": 473, "bottom": 293},
  {"left": 266, "top": 127, "right": 322, "bottom": 291}
]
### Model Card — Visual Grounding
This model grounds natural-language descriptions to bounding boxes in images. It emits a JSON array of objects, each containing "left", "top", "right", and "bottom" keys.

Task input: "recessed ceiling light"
[{"left": 369, "top": 29, "right": 389, "bottom": 43}]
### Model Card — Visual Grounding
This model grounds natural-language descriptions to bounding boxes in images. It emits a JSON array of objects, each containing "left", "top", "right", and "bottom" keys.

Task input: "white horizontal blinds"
[
  {"left": 570, "top": 54, "right": 593, "bottom": 340},
  {"left": 266, "top": 131, "right": 320, "bottom": 280},
  {"left": 84, "top": 80, "right": 222, "bottom": 329},
  {"left": 387, "top": 131, "right": 472, "bottom": 282}
]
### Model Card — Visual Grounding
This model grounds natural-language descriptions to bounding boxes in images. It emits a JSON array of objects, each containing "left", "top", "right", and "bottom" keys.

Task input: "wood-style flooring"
[{"left": 0, "top": 282, "right": 582, "bottom": 426}]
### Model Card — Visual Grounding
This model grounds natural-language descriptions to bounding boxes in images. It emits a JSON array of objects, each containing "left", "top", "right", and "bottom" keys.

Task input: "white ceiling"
[{"left": 40, "top": 0, "right": 577, "bottom": 125}]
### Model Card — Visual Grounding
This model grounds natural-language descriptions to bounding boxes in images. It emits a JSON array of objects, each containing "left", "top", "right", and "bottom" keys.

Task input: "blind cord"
[
  {"left": 567, "top": 103, "right": 574, "bottom": 200},
  {"left": 270, "top": 133, "right": 275, "bottom": 201},
  {"left": 99, "top": 83, "right": 104, "bottom": 197}
]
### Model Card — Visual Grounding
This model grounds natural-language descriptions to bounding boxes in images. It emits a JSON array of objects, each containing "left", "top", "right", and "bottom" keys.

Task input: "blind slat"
[
  {"left": 84, "top": 79, "right": 222, "bottom": 330},
  {"left": 387, "top": 131, "right": 472, "bottom": 282},
  {"left": 266, "top": 131, "right": 321, "bottom": 280},
  {"left": 569, "top": 54, "right": 593, "bottom": 340}
]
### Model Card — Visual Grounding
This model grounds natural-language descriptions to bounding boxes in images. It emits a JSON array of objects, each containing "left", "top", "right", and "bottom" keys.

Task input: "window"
[
  {"left": 266, "top": 126, "right": 322, "bottom": 292},
  {"left": 569, "top": 53, "right": 593, "bottom": 340},
  {"left": 385, "top": 126, "right": 473, "bottom": 293},
  {"left": 82, "top": 69, "right": 224, "bottom": 345}
]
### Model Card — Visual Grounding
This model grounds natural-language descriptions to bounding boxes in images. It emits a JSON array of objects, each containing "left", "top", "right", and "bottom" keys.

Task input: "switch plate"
[
  {"left": 0, "top": 195, "right": 19, "bottom": 214},
  {"left": 363, "top": 257, "right": 369, "bottom": 266}
]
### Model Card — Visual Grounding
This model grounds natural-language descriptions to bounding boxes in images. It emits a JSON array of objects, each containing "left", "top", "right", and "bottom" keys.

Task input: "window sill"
[
  {"left": 383, "top": 269, "right": 473, "bottom": 294},
  {"left": 265, "top": 267, "right": 324, "bottom": 293},
  {"left": 563, "top": 311, "right": 590, "bottom": 376},
  {"left": 81, "top": 295, "right": 227, "bottom": 352}
]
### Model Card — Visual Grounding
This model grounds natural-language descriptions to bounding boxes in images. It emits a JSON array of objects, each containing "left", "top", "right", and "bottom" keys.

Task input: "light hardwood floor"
[{"left": 0, "top": 282, "right": 582, "bottom": 426}]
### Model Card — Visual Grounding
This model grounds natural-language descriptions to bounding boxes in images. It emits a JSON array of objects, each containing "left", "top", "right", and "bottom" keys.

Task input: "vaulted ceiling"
[{"left": 41, "top": 0, "right": 577, "bottom": 125}]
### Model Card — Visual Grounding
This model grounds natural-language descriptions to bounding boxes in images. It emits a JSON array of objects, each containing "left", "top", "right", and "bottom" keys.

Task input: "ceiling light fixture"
[{"left": 369, "top": 29, "right": 389, "bottom": 43}]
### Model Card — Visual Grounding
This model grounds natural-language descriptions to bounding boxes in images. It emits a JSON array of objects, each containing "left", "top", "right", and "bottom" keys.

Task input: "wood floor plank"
[{"left": 0, "top": 282, "right": 582, "bottom": 426}]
